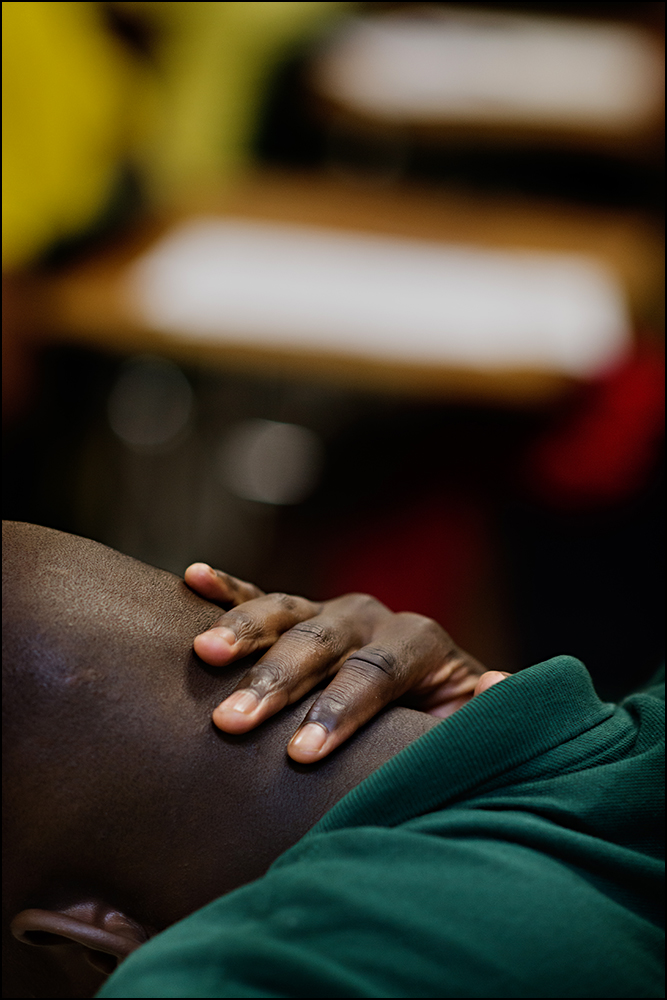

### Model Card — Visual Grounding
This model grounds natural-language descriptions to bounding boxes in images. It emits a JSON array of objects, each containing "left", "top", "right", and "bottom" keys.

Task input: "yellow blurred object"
[
  {"left": 120, "top": 2, "right": 351, "bottom": 204},
  {"left": 1, "top": 2, "right": 142, "bottom": 269},
  {"left": 2, "top": 1, "right": 351, "bottom": 269}
]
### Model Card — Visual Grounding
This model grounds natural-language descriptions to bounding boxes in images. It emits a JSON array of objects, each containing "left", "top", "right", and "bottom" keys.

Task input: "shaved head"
[
  {"left": 3, "top": 522, "right": 432, "bottom": 997},
  {"left": 3, "top": 522, "right": 248, "bottom": 996},
  {"left": 3, "top": 522, "right": 230, "bottom": 924}
]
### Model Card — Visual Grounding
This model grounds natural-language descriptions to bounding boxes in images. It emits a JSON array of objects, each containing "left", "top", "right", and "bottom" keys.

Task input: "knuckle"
[
  {"left": 396, "top": 612, "right": 444, "bottom": 641},
  {"left": 268, "top": 592, "right": 299, "bottom": 613},
  {"left": 225, "top": 609, "right": 259, "bottom": 640},
  {"left": 346, "top": 592, "right": 385, "bottom": 615},
  {"left": 288, "top": 620, "right": 337, "bottom": 652},
  {"left": 347, "top": 591, "right": 375, "bottom": 607},
  {"left": 344, "top": 646, "right": 397, "bottom": 681},
  {"left": 306, "top": 692, "right": 350, "bottom": 729},
  {"left": 246, "top": 659, "right": 285, "bottom": 694}
]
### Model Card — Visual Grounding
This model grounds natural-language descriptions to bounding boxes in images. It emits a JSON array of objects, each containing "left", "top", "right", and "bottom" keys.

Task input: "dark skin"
[
  {"left": 182, "top": 563, "right": 495, "bottom": 760},
  {"left": 2, "top": 522, "right": 506, "bottom": 999}
]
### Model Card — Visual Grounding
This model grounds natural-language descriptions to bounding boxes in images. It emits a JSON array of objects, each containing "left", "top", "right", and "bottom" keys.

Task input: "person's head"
[{"left": 3, "top": 522, "right": 429, "bottom": 998}]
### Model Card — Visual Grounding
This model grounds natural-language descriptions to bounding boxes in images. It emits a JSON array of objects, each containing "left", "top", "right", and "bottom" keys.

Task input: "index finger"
[
  {"left": 184, "top": 563, "right": 264, "bottom": 607},
  {"left": 193, "top": 591, "right": 323, "bottom": 666}
]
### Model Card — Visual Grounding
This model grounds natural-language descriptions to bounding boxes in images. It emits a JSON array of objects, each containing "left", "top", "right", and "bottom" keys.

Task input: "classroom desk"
[
  {"left": 36, "top": 170, "right": 664, "bottom": 405},
  {"left": 308, "top": 11, "right": 665, "bottom": 161}
]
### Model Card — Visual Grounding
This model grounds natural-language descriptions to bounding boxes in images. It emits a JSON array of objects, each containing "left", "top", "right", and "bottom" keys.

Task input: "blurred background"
[{"left": 3, "top": 1, "right": 664, "bottom": 700}]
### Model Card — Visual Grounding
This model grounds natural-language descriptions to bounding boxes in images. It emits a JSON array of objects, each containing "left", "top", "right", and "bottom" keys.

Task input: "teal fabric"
[{"left": 98, "top": 656, "right": 665, "bottom": 998}]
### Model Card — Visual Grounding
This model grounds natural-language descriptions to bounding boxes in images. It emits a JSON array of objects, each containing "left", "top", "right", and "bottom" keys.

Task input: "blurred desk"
[
  {"left": 38, "top": 170, "right": 663, "bottom": 405},
  {"left": 310, "top": 12, "right": 665, "bottom": 161}
]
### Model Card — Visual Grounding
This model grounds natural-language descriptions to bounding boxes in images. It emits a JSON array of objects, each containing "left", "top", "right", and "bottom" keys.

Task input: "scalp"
[
  {"left": 2, "top": 521, "right": 223, "bottom": 695},
  {"left": 2, "top": 521, "right": 218, "bottom": 657},
  {"left": 2, "top": 521, "right": 232, "bottom": 766},
  {"left": 2, "top": 523, "right": 238, "bottom": 927}
]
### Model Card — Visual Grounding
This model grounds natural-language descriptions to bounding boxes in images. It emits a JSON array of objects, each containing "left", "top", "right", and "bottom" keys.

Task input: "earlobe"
[{"left": 10, "top": 903, "right": 149, "bottom": 975}]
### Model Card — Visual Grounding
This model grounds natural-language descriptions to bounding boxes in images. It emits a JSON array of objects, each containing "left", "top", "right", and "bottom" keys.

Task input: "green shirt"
[{"left": 99, "top": 656, "right": 665, "bottom": 998}]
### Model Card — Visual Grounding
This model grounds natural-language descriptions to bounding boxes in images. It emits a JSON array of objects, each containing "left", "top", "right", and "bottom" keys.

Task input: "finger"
[
  {"left": 184, "top": 563, "right": 264, "bottom": 607},
  {"left": 288, "top": 613, "right": 450, "bottom": 763},
  {"left": 409, "top": 655, "right": 486, "bottom": 717},
  {"left": 194, "top": 592, "right": 323, "bottom": 666},
  {"left": 211, "top": 594, "right": 390, "bottom": 734},
  {"left": 473, "top": 671, "right": 511, "bottom": 697}
]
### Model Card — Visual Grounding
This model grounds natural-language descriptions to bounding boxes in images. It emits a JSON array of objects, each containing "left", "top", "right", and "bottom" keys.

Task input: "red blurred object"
[
  {"left": 320, "top": 344, "right": 664, "bottom": 644},
  {"left": 526, "top": 345, "right": 665, "bottom": 507},
  {"left": 323, "top": 493, "right": 485, "bottom": 628}
]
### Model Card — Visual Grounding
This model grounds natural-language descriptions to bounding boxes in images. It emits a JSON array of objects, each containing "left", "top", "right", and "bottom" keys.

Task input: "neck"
[
  {"left": 223, "top": 694, "right": 438, "bottom": 891},
  {"left": 7, "top": 584, "right": 438, "bottom": 935}
]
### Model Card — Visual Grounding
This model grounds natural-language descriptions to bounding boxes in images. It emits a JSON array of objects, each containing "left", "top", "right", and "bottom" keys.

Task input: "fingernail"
[
  {"left": 189, "top": 562, "right": 215, "bottom": 577},
  {"left": 201, "top": 627, "right": 237, "bottom": 648},
  {"left": 290, "top": 723, "right": 328, "bottom": 754},
  {"left": 221, "top": 690, "right": 259, "bottom": 715}
]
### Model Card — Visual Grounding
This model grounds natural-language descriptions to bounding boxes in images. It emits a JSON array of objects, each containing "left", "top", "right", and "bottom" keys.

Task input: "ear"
[{"left": 10, "top": 902, "right": 149, "bottom": 975}]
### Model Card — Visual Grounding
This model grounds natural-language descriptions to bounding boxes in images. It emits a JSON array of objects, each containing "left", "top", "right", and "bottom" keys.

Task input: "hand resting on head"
[
  {"left": 4, "top": 520, "right": 502, "bottom": 999},
  {"left": 184, "top": 562, "right": 507, "bottom": 763}
]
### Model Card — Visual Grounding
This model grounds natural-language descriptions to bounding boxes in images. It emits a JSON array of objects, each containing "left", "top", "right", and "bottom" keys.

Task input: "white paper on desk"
[
  {"left": 313, "top": 14, "right": 664, "bottom": 128},
  {"left": 127, "top": 218, "right": 630, "bottom": 377}
]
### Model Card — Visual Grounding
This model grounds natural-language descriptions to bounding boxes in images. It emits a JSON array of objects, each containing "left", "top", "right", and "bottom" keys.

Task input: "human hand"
[{"left": 185, "top": 563, "right": 508, "bottom": 763}]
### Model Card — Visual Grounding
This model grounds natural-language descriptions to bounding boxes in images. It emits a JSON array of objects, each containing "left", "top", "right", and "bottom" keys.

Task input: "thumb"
[{"left": 473, "top": 671, "right": 512, "bottom": 698}]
